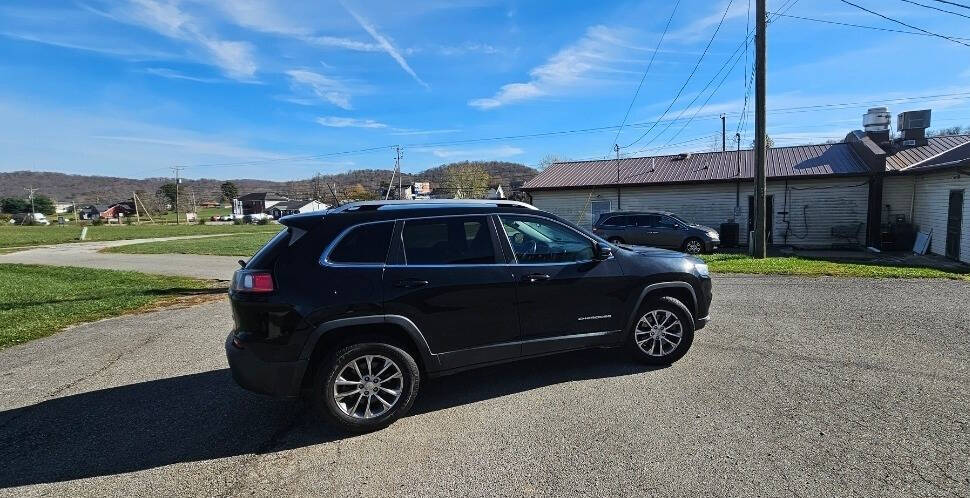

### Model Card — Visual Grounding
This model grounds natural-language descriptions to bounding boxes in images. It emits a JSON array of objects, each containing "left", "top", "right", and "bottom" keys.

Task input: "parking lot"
[{"left": 1, "top": 275, "right": 968, "bottom": 497}]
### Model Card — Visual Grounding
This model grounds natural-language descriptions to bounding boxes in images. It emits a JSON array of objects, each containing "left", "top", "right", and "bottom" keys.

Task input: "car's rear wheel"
[
  {"left": 683, "top": 237, "right": 704, "bottom": 254},
  {"left": 311, "top": 342, "right": 420, "bottom": 433},
  {"left": 628, "top": 296, "right": 694, "bottom": 366},
  {"left": 608, "top": 237, "right": 625, "bottom": 244}
]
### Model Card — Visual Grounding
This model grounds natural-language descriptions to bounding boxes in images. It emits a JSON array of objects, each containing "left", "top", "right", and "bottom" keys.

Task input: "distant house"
[
  {"left": 239, "top": 192, "right": 288, "bottom": 215},
  {"left": 54, "top": 202, "right": 73, "bottom": 214},
  {"left": 411, "top": 182, "right": 432, "bottom": 199},
  {"left": 77, "top": 205, "right": 104, "bottom": 220},
  {"left": 380, "top": 184, "right": 414, "bottom": 200},
  {"left": 267, "top": 200, "right": 329, "bottom": 218},
  {"left": 101, "top": 201, "right": 137, "bottom": 219},
  {"left": 486, "top": 185, "right": 506, "bottom": 200}
]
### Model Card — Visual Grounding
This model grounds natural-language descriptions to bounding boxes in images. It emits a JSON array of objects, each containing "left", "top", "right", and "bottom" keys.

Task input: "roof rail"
[{"left": 330, "top": 199, "right": 538, "bottom": 213}]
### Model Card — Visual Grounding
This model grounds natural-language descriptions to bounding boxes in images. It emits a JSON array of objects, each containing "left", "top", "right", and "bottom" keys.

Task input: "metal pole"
[
  {"left": 721, "top": 114, "right": 726, "bottom": 152},
  {"left": 614, "top": 143, "right": 621, "bottom": 210},
  {"left": 753, "top": 0, "right": 767, "bottom": 258}
]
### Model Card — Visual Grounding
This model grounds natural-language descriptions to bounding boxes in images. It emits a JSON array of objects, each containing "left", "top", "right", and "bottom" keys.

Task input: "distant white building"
[
  {"left": 267, "top": 199, "right": 329, "bottom": 218},
  {"left": 486, "top": 185, "right": 506, "bottom": 200}
]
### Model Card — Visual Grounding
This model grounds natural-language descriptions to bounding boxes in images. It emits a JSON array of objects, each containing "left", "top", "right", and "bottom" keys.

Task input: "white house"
[
  {"left": 267, "top": 199, "right": 329, "bottom": 218},
  {"left": 523, "top": 108, "right": 970, "bottom": 264}
]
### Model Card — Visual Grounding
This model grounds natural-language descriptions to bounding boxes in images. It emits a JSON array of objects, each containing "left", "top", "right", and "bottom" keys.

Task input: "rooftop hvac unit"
[
  {"left": 897, "top": 109, "right": 931, "bottom": 131},
  {"left": 863, "top": 107, "right": 891, "bottom": 132}
]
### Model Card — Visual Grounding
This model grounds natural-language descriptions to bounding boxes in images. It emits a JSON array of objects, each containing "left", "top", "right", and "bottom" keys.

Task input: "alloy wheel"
[
  {"left": 634, "top": 310, "right": 683, "bottom": 357},
  {"left": 685, "top": 240, "right": 703, "bottom": 254},
  {"left": 332, "top": 354, "right": 403, "bottom": 419}
]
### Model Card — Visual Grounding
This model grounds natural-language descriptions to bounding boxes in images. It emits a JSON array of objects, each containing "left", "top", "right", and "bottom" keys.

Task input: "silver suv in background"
[{"left": 592, "top": 211, "right": 719, "bottom": 254}]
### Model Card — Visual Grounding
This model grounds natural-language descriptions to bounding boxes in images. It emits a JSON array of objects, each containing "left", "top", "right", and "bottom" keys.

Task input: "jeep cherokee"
[{"left": 226, "top": 200, "right": 713, "bottom": 433}]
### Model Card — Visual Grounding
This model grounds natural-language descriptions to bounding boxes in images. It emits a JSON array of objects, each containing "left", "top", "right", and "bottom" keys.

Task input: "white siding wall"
[
  {"left": 883, "top": 176, "right": 916, "bottom": 224},
  {"left": 911, "top": 170, "right": 970, "bottom": 263},
  {"left": 530, "top": 176, "right": 869, "bottom": 248}
]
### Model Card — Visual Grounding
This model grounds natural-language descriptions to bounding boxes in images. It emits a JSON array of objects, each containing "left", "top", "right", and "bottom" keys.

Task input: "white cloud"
[
  {"left": 667, "top": 0, "right": 748, "bottom": 42},
  {"left": 339, "top": 0, "right": 429, "bottom": 89},
  {"left": 285, "top": 69, "right": 354, "bottom": 110},
  {"left": 102, "top": 0, "right": 259, "bottom": 80},
  {"left": 420, "top": 145, "right": 524, "bottom": 159},
  {"left": 141, "top": 67, "right": 225, "bottom": 83},
  {"left": 306, "top": 35, "right": 382, "bottom": 52},
  {"left": 469, "top": 25, "right": 647, "bottom": 109},
  {"left": 316, "top": 116, "right": 387, "bottom": 128},
  {"left": 0, "top": 30, "right": 177, "bottom": 61}
]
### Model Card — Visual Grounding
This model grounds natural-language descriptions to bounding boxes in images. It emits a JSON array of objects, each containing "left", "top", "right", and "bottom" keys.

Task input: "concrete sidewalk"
[{"left": 0, "top": 235, "right": 242, "bottom": 280}]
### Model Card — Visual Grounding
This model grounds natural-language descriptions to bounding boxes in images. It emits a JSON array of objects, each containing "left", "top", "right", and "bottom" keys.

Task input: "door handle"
[
  {"left": 394, "top": 279, "right": 429, "bottom": 288},
  {"left": 522, "top": 273, "right": 551, "bottom": 283}
]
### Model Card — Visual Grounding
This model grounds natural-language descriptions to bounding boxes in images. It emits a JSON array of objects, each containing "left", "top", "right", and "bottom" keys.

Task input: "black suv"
[
  {"left": 226, "top": 200, "right": 713, "bottom": 432},
  {"left": 592, "top": 211, "right": 720, "bottom": 254}
]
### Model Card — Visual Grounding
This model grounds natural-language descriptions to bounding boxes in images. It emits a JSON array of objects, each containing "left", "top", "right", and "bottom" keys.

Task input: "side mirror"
[{"left": 595, "top": 242, "right": 614, "bottom": 260}]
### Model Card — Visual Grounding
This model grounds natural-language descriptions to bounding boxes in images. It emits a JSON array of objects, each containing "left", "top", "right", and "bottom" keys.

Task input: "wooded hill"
[{"left": 0, "top": 161, "right": 538, "bottom": 204}]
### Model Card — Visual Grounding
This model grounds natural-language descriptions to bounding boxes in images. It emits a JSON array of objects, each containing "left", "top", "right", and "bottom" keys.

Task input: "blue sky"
[{"left": 1, "top": 0, "right": 968, "bottom": 180}]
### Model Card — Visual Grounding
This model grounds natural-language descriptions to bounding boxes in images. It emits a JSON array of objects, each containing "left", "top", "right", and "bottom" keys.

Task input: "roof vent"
[
  {"left": 863, "top": 107, "right": 891, "bottom": 145},
  {"left": 897, "top": 109, "right": 931, "bottom": 146},
  {"left": 674, "top": 153, "right": 691, "bottom": 161}
]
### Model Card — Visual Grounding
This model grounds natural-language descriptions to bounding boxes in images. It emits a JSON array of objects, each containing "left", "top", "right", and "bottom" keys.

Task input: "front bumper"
[
  {"left": 225, "top": 333, "right": 308, "bottom": 398},
  {"left": 705, "top": 240, "right": 719, "bottom": 252}
]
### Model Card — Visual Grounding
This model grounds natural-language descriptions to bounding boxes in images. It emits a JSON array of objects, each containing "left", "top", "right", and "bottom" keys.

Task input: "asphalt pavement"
[
  {"left": 0, "top": 236, "right": 241, "bottom": 280},
  {"left": 1, "top": 275, "right": 968, "bottom": 497}
]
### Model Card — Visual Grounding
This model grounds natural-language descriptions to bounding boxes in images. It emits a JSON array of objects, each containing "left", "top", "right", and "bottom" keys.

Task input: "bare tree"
[
  {"left": 536, "top": 154, "right": 568, "bottom": 171},
  {"left": 441, "top": 163, "right": 490, "bottom": 199}
]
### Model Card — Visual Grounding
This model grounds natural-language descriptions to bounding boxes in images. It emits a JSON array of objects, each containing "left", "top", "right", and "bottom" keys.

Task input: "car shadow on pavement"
[{"left": 0, "top": 349, "right": 658, "bottom": 488}]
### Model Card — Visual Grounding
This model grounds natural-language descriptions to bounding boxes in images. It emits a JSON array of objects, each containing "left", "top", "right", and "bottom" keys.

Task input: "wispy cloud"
[
  {"left": 98, "top": 0, "right": 258, "bottom": 81},
  {"left": 141, "top": 67, "right": 225, "bottom": 83},
  {"left": 469, "top": 25, "right": 644, "bottom": 109},
  {"left": 316, "top": 116, "right": 387, "bottom": 128},
  {"left": 339, "top": 0, "right": 429, "bottom": 89},
  {"left": 667, "top": 0, "right": 748, "bottom": 42},
  {"left": 0, "top": 30, "right": 176, "bottom": 61},
  {"left": 285, "top": 69, "right": 354, "bottom": 110},
  {"left": 390, "top": 128, "right": 461, "bottom": 136},
  {"left": 416, "top": 145, "right": 524, "bottom": 159}
]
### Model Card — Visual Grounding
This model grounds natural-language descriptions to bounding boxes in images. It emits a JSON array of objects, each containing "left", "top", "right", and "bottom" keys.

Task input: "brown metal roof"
[
  {"left": 523, "top": 143, "right": 869, "bottom": 190},
  {"left": 884, "top": 135, "right": 970, "bottom": 171}
]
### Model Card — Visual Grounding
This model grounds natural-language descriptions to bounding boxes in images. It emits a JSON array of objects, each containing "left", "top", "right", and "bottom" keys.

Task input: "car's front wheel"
[
  {"left": 311, "top": 342, "right": 420, "bottom": 433},
  {"left": 629, "top": 296, "right": 695, "bottom": 366}
]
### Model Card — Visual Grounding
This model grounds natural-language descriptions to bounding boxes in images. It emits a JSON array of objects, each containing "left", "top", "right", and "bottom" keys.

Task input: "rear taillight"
[{"left": 232, "top": 270, "right": 275, "bottom": 293}]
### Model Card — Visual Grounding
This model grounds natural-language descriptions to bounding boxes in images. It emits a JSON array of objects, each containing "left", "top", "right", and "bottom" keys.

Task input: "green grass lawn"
[
  {"left": 103, "top": 231, "right": 279, "bottom": 257},
  {"left": 0, "top": 223, "right": 275, "bottom": 248},
  {"left": 0, "top": 264, "right": 216, "bottom": 349},
  {"left": 701, "top": 253, "right": 970, "bottom": 280}
]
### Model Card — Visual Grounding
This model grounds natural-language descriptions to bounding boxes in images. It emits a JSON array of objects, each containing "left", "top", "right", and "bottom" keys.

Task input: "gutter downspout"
[{"left": 910, "top": 175, "right": 918, "bottom": 224}]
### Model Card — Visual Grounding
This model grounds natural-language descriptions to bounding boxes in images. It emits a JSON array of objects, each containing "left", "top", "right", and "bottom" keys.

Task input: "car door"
[
  {"left": 498, "top": 214, "right": 627, "bottom": 356},
  {"left": 654, "top": 215, "right": 687, "bottom": 249},
  {"left": 382, "top": 215, "right": 520, "bottom": 370},
  {"left": 631, "top": 214, "right": 663, "bottom": 246}
]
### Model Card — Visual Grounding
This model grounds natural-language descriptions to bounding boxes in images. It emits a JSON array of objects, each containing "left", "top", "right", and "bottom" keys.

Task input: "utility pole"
[
  {"left": 170, "top": 166, "right": 185, "bottom": 224},
  {"left": 396, "top": 146, "right": 403, "bottom": 200},
  {"left": 614, "top": 143, "right": 621, "bottom": 210},
  {"left": 752, "top": 0, "right": 767, "bottom": 258},
  {"left": 24, "top": 187, "right": 38, "bottom": 216},
  {"left": 721, "top": 114, "right": 727, "bottom": 152}
]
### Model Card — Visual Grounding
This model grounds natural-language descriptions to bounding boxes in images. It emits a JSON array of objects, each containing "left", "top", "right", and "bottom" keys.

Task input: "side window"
[
  {"left": 402, "top": 216, "right": 496, "bottom": 265},
  {"left": 501, "top": 215, "right": 595, "bottom": 263},
  {"left": 603, "top": 215, "right": 631, "bottom": 227},
  {"left": 657, "top": 216, "right": 679, "bottom": 229},
  {"left": 326, "top": 222, "right": 393, "bottom": 264},
  {"left": 636, "top": 215, "right": 660, "bottom": 227}
]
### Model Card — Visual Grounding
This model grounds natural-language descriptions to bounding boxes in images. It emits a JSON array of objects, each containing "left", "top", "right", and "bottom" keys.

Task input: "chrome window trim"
[
  {"left": 319, "top": 220, "right": 395, "bottom": 268},
  {"left": 496, "top": 213, "right": 601, "bottom": 266}
]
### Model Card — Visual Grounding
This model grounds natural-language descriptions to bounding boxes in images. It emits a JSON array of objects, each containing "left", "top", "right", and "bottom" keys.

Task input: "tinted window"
[
  {"left": 657, "top": 216, "right": 680, "bottom": 228},
  {"left": 403, "top": 216, "right": 496, "bottom": 265},
  {"left": 635, "top": 215, "right": 661, "bottom": 227},
  {"left": 501, "top": 215, "right": 595, "bottom": 263},
  {"left": 327, "top": 222, "right": 393, "bottom": 264},
  {"left": 601, "top": 215, "right": 632, "bottom": 227}
]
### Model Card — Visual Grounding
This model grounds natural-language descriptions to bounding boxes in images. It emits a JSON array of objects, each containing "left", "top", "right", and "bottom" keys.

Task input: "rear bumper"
[{"left": 225, "top": 333, "right": 308, "bottom": 398}]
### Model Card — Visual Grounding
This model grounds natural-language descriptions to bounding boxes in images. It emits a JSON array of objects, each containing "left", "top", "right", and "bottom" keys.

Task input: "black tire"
[
  {"left": 628, "top": 296, "right": 695, "bottom": 366},
  {"left": 311, "top": 342, "right": 420, "bottom": 433},
  {"left": 682, "top": 237, "right": 704, "bottom": 254},
  {"left": 608, "top": 237, "right": 625, "bottom": 245}
]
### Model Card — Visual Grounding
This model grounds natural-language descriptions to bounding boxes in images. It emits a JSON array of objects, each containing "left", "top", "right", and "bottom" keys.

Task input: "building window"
[{"left": 590, "top": 200, "right": 613, "bottom": 225}]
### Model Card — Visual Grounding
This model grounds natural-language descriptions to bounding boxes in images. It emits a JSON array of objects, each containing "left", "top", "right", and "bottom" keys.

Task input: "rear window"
[
  {"left": 246, "top": 228, "right": 290, "bottom": 269},
  {"left": 327, "top": 222, "right": 393, "bottom": 264},
  {"left": 402, "top": 216, "right": 496, "bottom": 265}
]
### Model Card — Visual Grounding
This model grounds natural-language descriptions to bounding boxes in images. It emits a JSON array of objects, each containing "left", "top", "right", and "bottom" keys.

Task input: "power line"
[
  {"left": 611, "top": 0, "right": 681, "bottom": 147},
  {"left": 770, "top": 12, "right": 970, "bottom": 41},
  {"left": 839, "top": 0, "right": 970, "bottom": 48},
  {"left": 898, "top": 0, "right": 970, "bottom": 19},
  {"left": 928, "top": 0, "right": 970, "bottom": 9},
  {"left": 178, "top": 145, "right": 398, "bottom": 168},
  {"left": 620, "top": 0, "right": 736, "bottom": 149}
]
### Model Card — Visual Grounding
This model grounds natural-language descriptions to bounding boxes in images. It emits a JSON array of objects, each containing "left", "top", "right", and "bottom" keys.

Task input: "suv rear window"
[
  {"left": 327, "top": 222, "right": 393, "bottom": 264},
  {"left": 402, "top": 216, "right": 496, "bottom": 265}
]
